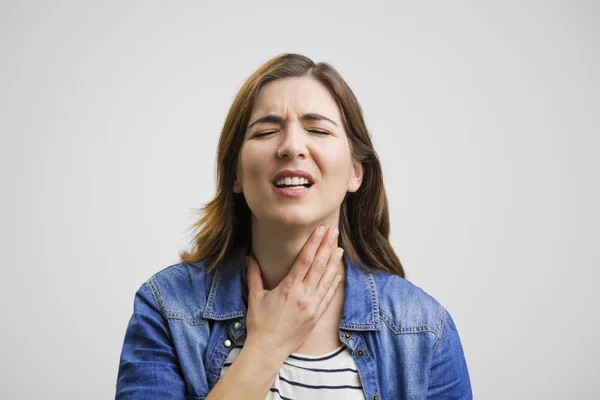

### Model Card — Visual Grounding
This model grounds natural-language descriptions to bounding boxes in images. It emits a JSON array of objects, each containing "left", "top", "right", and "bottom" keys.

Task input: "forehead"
[{"left": 250, "top": 77, "right": 342, "bottom": 123}]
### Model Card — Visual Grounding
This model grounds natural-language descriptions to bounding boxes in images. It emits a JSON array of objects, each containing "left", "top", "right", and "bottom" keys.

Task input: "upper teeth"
[{"left": 276, "top": 177, "right": 310, "bottom": 186}]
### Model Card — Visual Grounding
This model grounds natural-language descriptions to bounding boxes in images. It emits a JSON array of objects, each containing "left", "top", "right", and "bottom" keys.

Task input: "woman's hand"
[{"left": 244, "top": 226, "right": 344, "bottom": 363}]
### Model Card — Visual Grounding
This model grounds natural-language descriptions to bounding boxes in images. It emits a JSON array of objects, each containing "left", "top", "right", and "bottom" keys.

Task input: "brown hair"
[{"left": 179, "top": 53, "right": 405, "bottom": 284}]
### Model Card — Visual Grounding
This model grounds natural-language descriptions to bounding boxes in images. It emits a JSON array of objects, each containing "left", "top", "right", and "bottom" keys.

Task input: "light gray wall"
[{"left": 1, "top": 1, "right": 598, "bottom": 398}]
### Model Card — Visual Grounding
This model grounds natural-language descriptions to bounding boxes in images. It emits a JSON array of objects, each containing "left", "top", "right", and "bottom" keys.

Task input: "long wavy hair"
[{"left": 179, "top": 53, "right": 405, "bottom": 294}]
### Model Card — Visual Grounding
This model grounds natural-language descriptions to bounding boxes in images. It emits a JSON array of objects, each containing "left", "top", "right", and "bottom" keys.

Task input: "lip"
[
  {"left": 272, "top": 184, "right": 313, "bottom": 197},
  {"left": 271, "top": 169, "right": 315, "bottom": 185}
]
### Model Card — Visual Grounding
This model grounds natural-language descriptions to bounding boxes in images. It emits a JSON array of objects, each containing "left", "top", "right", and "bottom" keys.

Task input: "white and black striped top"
[{"left": 220, "top": 331, "right": 366, "bottom": 400}]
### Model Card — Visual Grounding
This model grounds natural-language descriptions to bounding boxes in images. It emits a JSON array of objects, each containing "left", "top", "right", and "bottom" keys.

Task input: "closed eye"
[
  {"left": 308, "top": 129, "right": 331, "bottom": 135},
  {"left": 253, "top": 129, "right": 331, "bottom": 138},
  {"left": 253, "top": 130, "right": 277, "bottom": 138}
]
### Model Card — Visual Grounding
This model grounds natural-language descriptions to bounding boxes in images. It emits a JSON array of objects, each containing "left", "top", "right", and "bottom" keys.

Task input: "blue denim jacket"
[{"left": 116, "top": 254, "right": 472, "bottom": 399}]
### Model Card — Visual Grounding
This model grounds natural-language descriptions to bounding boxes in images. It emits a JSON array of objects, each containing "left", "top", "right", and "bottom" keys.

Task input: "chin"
[
  {"left": 274, "top": 213, "right": 314, "bottom": 227},
  {"left": 262, "top": 206, "right": 319, "bottom": 228}
]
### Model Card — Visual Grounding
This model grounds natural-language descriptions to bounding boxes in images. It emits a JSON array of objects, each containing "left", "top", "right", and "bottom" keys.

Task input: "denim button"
[
  {"left": 357, "top": 349, "right": 365, "bottom": 357},
  {"left": 234, "top": 322, "right": 242, "bottom": 329},
  {"left": 344, "top": 333, "right": 351, "bottom": 340},
  {"left": 372, "top": 395, "right": 379, "bottom": 400},
  {"left": 224, "top": 339, "right": 232, "bottom": 348}
]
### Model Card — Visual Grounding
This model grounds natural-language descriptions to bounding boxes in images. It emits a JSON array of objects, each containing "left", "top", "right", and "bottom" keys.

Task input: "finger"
[
  {"left": 302, "top": 227, "right": 339, "bottom": 292},
  {"left": 316, "top": 272, "right": 343, "bottom": 318},
  {"left": 285, "top": 225, "right": 327, "bottom": 283},
  {"left": 246, "top": 256, "right": 264, "bottom": 297},
  {"left": 315, "top": 247, "right": 344, "bottom": 298}
]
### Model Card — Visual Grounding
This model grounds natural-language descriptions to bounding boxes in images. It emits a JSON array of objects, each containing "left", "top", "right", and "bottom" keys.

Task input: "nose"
[{"left": 276, "top": 123, "right": 307, "bottom": 160}]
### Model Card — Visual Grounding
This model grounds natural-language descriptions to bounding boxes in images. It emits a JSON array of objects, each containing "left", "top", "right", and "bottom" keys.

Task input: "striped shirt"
[{"left": 220, "top": 331, "right": 366, "bottom": 400}]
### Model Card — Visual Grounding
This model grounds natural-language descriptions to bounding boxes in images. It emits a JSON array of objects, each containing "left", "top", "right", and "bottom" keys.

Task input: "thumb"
[{"left": 246, "top": 256, "right": 264, "bottom": 296}]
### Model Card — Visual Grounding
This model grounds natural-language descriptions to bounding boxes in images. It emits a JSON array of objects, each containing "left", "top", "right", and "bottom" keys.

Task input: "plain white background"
[{"left": 1, "top": 1, "right": 598, "bottom": 398}]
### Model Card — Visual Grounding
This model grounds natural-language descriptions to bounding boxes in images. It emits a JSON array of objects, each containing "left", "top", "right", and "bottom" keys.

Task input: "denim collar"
[{"left": 202, "top": 253, "right": 381, "bottom": 331}]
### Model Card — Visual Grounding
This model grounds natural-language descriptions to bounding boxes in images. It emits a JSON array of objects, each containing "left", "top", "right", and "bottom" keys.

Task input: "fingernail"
[
  {"left": 317, "top": 226, "right": 325, "bottom": 236},
  {"left": 332, "top": 228, "right": 339, "bottom": 239},
  {"left": 338, "top": 248, "right": 344, "bottom": 258}
]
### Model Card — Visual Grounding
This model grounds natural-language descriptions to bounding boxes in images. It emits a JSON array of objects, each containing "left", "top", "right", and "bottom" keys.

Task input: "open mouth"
[
  {"left": 272, "top": 176, "right": 314, "bottom": 189},
  {"left": 271, "top": 170, "right": 315, "bottom": 193},
  {"left": 273, "top": 182, "right": 313, "bottom": 189},
  {"left": 272, "top": 182, "right": 313, "bottom": 197}
]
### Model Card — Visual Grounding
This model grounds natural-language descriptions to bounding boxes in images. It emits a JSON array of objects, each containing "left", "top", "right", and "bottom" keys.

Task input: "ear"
[
  {"left": 347, "top": 160, "right": 364, "bottom": 193},
  {"left": 233, "top": 178, "right": 242, "bottom": 194}
]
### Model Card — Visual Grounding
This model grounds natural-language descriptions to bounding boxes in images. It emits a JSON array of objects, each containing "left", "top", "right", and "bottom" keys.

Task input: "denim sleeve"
[
  {"left": 427, "top": 308, "right": 473, "bottom": 399},
  {"left": 115, "top": 282, "right": 187, "bottom": 400}
]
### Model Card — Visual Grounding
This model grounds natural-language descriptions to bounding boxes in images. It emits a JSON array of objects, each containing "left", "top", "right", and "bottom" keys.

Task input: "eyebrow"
[{"left": 247, "top": 113, "right": 339, "bottom": 130}]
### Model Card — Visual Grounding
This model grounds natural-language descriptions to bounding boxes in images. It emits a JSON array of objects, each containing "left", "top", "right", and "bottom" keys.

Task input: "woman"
[{"left": 116, "top": 53, "right": 472, "bottom": 399}]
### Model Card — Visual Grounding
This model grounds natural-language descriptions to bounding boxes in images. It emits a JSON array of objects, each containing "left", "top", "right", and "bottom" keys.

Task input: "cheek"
[
  {"left": 238, "top": 147, "right": 265, "bottom": 184},
  {"left": 318, "top": 145, "right": 352, "bottom": 182}
]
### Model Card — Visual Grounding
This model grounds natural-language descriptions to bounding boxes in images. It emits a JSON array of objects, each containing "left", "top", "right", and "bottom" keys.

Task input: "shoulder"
[
  {"left": 371, "top": 270, "right": 446, "bottom": 337},
  {"left": 141, "top": 260, "right": 215, "bottom": 324}
]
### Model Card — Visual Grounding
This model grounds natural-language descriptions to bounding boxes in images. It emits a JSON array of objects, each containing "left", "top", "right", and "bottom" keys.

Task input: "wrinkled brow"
[{"left": 247, "top": 113, "right": 339, "bottom": 130}]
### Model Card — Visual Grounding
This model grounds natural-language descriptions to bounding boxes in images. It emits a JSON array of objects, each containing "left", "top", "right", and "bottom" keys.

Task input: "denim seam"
[
  {"left": 379, "top": 309, "right": 439, "bottom": 336},
  {"left": 163, "top": 310, "right": 207, "bottom": 326},
  {"left": 202, "top": 266, "right": 245, "bottom": 320},
  {"left": 339, "top": 272, "right": 380, "bottom": 329},
  {"left": 431, "top": 306, "right": 447, "bottom": 353},
  {"left": 147, "top": 276, "right": 166, "bottom": 317},
  {"left": 339, "top": 322, "right": 380, "bottom": 330},
  {"left": 214, "top": 344, "right": 231, "bottom": 383},
  {"left": 147, "top": 274, "right": 207, "bottom": 325},
  {"left": 360, "top": 336, "right": 381, "bottom": 399},
  {"left": 207, "top": 332, "right": 229, "bottom": 382},
  {"left": 367, "top": 273, "right": 381, "bottom": 326},
  {"left": 204, "top": 310, "right": 244, "bottom": 320},
  {"left": 203, "top": 266, "right": 222, "bottom": 318}
]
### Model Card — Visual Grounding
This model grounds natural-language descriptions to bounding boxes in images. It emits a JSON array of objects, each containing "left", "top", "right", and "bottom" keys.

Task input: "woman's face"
[{"left": 234, "top": 76, "right": 363, "bottom": 228}]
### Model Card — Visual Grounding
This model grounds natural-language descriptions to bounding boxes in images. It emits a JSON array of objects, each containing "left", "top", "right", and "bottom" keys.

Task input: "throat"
[{"left": 294, "top": 327, "right": 344, "bottom": 356}]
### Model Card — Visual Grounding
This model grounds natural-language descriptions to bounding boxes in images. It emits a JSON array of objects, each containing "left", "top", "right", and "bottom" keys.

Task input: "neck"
[
  {"left": 248, "top": 216, "right": 348, "bottom": 350},
  {"left": 249, "top": 216, "right": 343, "bottom": 291}
]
